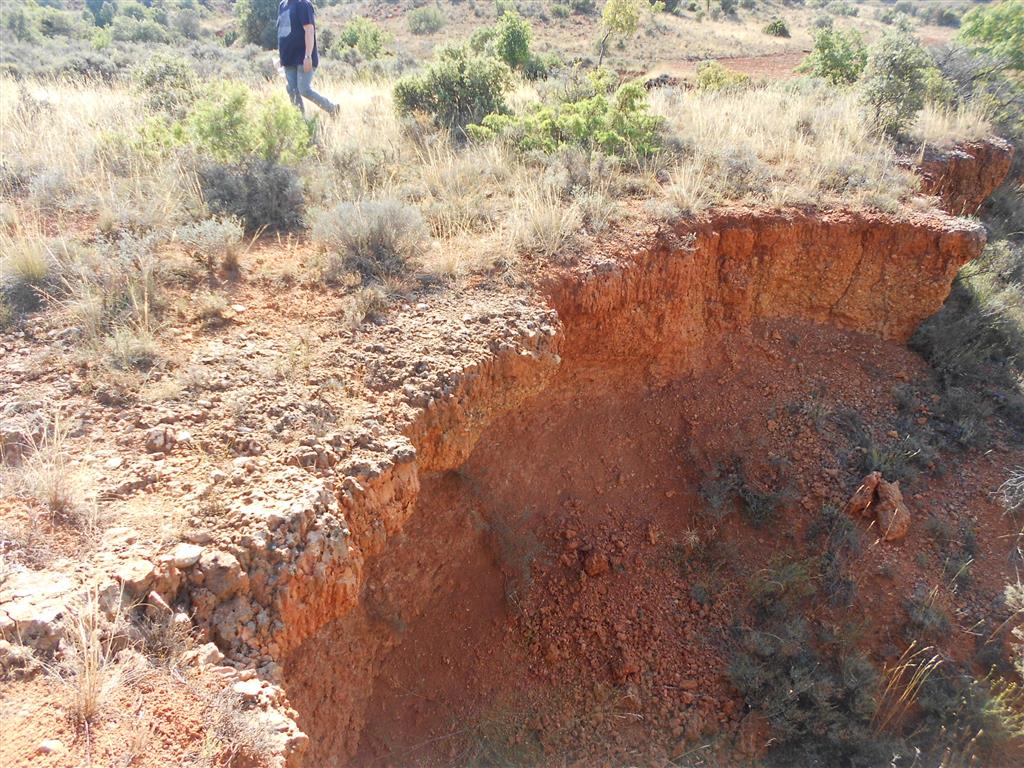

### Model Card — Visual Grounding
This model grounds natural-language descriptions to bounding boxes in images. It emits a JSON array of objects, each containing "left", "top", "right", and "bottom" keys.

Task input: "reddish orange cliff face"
[{"left": 914, "top": 138, "right": 1015, "bottom": 216}]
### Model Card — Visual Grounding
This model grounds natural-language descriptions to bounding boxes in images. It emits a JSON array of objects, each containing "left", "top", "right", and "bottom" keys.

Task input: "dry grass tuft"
[
  {"left": 1, "top": 410, "right": 79, "bottom": 519},
  {"left": 200, "top": 688, "right": 277, "bottom": 768},
  {"left": 52, "top": 587, "right": 130, "bottom": 726},
  {"left": 997, "top": 468, "right": 1024, "bottom": 516},
  {"left": 873, "top": 641, "right": 943, "bottom": 734}
]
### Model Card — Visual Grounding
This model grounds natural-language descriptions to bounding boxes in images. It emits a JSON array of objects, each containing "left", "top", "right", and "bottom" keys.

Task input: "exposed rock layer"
[
  {"left": 279, "top": 208, "right": 990, "bottom": 765},
  {"left": 915, "top": 138, "right": 1014, "bottom": 215}
]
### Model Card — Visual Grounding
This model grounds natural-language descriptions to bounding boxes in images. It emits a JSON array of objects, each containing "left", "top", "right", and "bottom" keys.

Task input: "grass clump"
[
  {"left": 311, "top": 200, "right": 430, "bottom": 282},
  {"left": 50, "top": 589, "right": 129, "bottom": 726},
  {"left": 1, "top": 411, "right": 79, "bottom": 520},
  {"left": 0, "top": 226, "right": 54, "bottom": 312},
  {"left": 176, "top": 217, "right": 244, "bottom": 274},
  {"left": 697, "top": 458, "right": 787, "bottom": 527}
]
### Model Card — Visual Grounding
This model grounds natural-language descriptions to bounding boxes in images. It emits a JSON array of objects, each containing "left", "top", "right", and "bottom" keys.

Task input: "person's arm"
[{"left": 303, "top": 24, "right": 315, "bottom": 72}]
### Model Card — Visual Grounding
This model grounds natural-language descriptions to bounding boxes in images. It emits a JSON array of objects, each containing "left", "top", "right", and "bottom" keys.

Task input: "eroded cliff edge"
[{"left": 0, "top": 139, "right": 1012, "bottom": 766}]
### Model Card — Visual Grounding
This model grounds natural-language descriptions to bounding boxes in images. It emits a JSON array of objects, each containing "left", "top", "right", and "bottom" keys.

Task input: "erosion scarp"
[
  {"left": 274, "top": 208, "right": 993, "bottom": 765},
  {"left": 0, "top": 139, "right": 1017, "bottom": 767}
]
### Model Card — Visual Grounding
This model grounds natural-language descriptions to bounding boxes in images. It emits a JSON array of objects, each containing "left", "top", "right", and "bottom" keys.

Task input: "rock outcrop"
[
  {"left": 915, "top": 138, "right": 1014, "bottom": 216},
  {"left": 843, "top": 472, "right": 911, "bottom": 542}
]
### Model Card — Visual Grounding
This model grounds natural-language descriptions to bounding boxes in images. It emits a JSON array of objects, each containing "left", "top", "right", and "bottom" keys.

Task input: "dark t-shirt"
[{"left": 278, "top": 0, "right": 318, "bottom": 68}]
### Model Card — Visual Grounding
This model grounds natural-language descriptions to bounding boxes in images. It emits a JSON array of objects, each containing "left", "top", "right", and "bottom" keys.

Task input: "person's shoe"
[{"left": 327, "top": 103, "right": 340, "bottom": 118}]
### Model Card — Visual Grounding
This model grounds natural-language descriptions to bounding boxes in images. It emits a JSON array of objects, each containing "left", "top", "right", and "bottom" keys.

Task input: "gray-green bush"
[{"left": 311, "top": 200, "right": 430, "bottom": 281}]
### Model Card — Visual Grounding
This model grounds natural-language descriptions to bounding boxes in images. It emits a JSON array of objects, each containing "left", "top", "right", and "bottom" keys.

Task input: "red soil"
[{"left": 288, "top": 317, "right": 1023, "bottom": 766}]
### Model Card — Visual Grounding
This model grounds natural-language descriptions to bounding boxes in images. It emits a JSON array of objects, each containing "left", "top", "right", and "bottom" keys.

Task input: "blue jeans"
[{"left": 283, "top": 66, "right": 335, "bottom": 115}]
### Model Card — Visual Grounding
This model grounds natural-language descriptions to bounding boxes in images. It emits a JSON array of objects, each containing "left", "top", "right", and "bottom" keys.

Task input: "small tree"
[
  {"left": 798, "top": 27, "right": 867, "bottom": 85},
  {"left": 493, "top": 11, "right": 532, "bottom": 69},
  {"left": 763, "top": 18, "right": 790, "bottom": 37},
  {"left": 85, "top": 0, "right": 115, "bottom": 27},
  {"left": 861, "top": 30, "right": 932, "bottom": 138},
  {"left": 598, "top": 0, "right": 658, "bottom": 66},
  {"left": 236, "top": 0, "right": 278, "bottom": 49}
]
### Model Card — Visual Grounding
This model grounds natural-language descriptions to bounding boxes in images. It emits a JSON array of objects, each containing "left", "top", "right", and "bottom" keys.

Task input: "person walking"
[{"left": 277, "top": 0, "right": 338, "bottom": 116}]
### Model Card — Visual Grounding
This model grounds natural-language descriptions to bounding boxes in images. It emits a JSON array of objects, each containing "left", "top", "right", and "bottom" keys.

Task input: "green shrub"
[
  {"left": 172, "top": 9, "right": 202, "bottom": 40},
  {"left": 393, "top": 45, "right": 512, "bottom": 133},
  {"left": 187, "top": 83, "right": 313, "bottom": 164},
  {"left": 110, "top": 16, "right": 171, "bottom": 44},
  {"left": 959, "top": 0, "right": 1024, "bottom": 70},
  {"left": 861, "top": 30, "right": 932, "bottom": 137},
  {"left": 133, "top": 55, "right": 198, "bottom": 117},
  {"left": 408, "top": 6, "right": 445, "bottom": 35},
  {"left": 731, "top": 559, "right": 888, "bottom": 766},
  {"left": 798, "top": 27, "right": 867, "bottom": 85},
  {"left": 921, "top": 7, "right": 961, "bottom": 28},
  {"left": 569, "top": 0, "right": 597, "bottom": 13},
  {"left": 763, "top": 17, "right": 790, "bottom": 37},
  {"left": 3, "top": 7, "right": 39, "bottom": 42},
  {"left": 235, "top": 0, "right": 278, "bottom": 49},
  {"left": 37, "top": 7, "right": 88, "bottom": 38},
  {"left": 119, "top": 0, "right": 148, "bottom": 21},
  {"left": 551, "top": 3, "right": 571, "bottom": 18},
  {"left": 311, "top": 200, "right": 430, "bottom": 281},
  {"left": 468, "top": 10, "right": 555, "bottom": 79},
  {"left": 335, "top": 16, "right": 392, "bottom": 60},
  {"left": 469, "top": 81, "right": 663, "bottom": 163},
  {"left": 695, "top": 60, "right": 751, "bottom": 91},
  {"left": 198, "top": 160, "right": 305, "bottom": 232}
]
